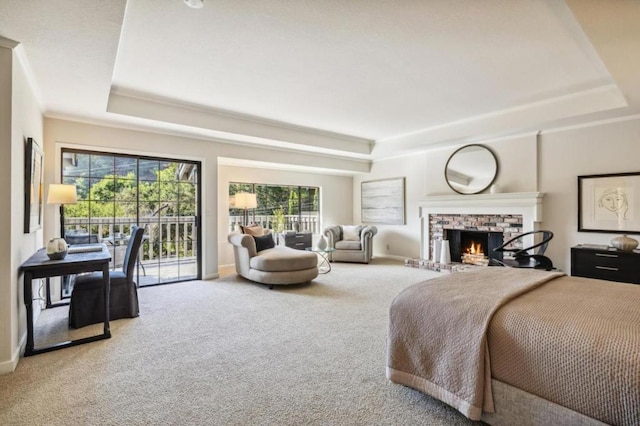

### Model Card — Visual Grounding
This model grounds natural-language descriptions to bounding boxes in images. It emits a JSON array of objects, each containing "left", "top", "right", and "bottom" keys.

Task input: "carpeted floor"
[{"left": 0, "top": 258, "right": 479, "bottom": 425}]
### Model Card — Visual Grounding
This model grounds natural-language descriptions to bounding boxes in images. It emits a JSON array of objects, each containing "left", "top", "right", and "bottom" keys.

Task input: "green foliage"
[
  {"left": 288, "top": 190, "right": 297, "bottom": 215},
  {"left": 65, "top": 163, "right": 195, "bottom": 219},
  {"left": 273, "top": 207, "right": 286, "bottom": 232},
  {"left": 228, "top": 182, "right": 319, "bottom": 222},
  {"left": 62, "top": 154, "right": 199, "bottom": 266}
]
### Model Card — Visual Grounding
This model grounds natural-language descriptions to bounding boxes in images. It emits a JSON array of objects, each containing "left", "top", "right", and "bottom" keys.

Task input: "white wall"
[
  {"left": 354, "top": 119, "right": 640, "bottom": 273},
  {"left": 353, "top": 152, "right": 428, "bottom": 259},
  {"left": 217, "top": 164, "right": 353, "bottom": 266},
  {"left": 355, "top": 134, "right": 538, "bottom": 260},
  {"left": 0, "top": 43, "right": 14, "bottom": 373},
  {"left": 0, "top": 45, "right": 44, "bottom": 374},
  {"left": 539, "top": 117, "right": 640, "bottom": 271}
]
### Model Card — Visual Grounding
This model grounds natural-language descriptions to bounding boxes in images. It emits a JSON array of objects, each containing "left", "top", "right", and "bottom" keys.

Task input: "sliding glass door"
[{"left": 61, "top": 149, "right": 201, "bottom": 291}]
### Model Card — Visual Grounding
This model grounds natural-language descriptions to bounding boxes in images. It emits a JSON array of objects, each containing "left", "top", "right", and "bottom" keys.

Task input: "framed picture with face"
[{"left": 578, "top": 172, "right": 640, "bottom": 233}]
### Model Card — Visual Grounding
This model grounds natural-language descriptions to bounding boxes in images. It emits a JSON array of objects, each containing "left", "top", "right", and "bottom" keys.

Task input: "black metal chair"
[
  {"left": 491, "top": 230, "right": 554, "bottom": 271},
  {"left": 68, "top": 226, "right": 145, "bottom": 328}
]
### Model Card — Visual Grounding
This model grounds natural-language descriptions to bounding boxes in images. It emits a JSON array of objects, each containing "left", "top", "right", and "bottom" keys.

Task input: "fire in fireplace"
[
  {"left": 462, "top": 240, "right": 488, "bottom": 265},
  {"left": 444, "top": 229, "right": 504, "bottom": 265}
]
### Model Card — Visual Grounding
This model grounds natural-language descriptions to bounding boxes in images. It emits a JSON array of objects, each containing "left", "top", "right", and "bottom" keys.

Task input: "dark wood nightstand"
[
  {"left": 280, "top": 231, "right": 312, "bottom": 250},
  {"left": 571, "top": 246, "right": 640, "bottom": 285}
]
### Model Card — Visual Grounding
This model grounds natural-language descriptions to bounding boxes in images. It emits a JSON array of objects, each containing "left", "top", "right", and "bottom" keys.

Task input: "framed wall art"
[
  {"left": 578, "top": 172, "right": 640, "bottom": 233},
  {"left": 24, "top": 137, "right": 44, "bottom": 233},
  {"left": 361, "top": 177, "right": 405, "bottom": 225}
]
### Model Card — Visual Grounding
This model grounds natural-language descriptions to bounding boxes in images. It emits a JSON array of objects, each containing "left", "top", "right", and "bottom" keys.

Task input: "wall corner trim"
[{"left": 0, "top": 36, "right": 19, "bottom": 49}]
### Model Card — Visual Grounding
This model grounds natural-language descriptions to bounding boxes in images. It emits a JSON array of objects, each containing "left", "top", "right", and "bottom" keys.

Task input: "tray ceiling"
[{"left": 1, "top": 0, "right": 639, "bottom": 165}]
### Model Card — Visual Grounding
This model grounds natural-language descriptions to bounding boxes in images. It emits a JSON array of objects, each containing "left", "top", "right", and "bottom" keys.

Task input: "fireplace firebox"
[{"left": 444, "top": 229, "right": 504, "bottom": 265}]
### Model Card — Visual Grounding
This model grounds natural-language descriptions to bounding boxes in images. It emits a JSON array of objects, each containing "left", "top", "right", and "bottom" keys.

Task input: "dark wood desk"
[{"left": 20, "top": 244, "right": 112, "bottom": 356}]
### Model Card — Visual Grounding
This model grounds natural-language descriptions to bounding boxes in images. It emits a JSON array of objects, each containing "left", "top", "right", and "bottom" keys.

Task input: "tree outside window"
[{"left": 229, "top": 183, "right": 320, "bottom": 233}]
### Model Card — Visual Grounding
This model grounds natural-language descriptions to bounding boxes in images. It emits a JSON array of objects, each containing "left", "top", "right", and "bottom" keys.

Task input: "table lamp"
[
  {"left": 47, "top": 183, "right": 78, "bottom": 239},
  {"left": 234, "top": 192, "right": 257, "bottom": 225}
]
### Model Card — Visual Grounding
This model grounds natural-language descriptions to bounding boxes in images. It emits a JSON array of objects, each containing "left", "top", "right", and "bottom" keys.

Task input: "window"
[
  {"left": 61, "top": 149, "right": 201, "bottom": 293},
  {"left": 229, "top": 183, "right": 320, "bottom": 233}
]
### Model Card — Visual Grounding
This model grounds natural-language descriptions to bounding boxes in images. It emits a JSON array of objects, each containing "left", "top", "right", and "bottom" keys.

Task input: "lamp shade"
[
  {"left": 234, "top": 192, "right": 257, "bottom": 209},
  {"left": 47, "top": 184, "right": 78, "bottom": 205}
]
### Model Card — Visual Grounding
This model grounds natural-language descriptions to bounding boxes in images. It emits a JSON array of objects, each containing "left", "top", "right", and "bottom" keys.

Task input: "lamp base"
[{"left": 60, "top": 205, "right": 66, "bottom": 240}]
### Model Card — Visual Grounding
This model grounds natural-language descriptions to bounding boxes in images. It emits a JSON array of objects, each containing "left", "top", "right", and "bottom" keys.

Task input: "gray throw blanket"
[{"left": 386, "top": 268, "right": 564, "bottom": 420}]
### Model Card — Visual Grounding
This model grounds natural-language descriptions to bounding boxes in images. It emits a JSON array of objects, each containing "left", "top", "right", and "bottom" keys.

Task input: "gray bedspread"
[
  {"left": 386, "top": 268, "right": 640, "bottom": 425},
  {"left": 488, "top": 275, "right": 640, "bottom": 425},
  {"left": 386, "top": 268, "right": 562, "bottom": 420}
]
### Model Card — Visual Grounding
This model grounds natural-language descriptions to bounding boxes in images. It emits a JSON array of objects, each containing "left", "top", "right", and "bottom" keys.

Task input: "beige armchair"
[
  {"left": 323, "top": 225, "right": 377, "bottom": 263},
  {"left": 228, "top": 232, "right": 318, "bottom": 289}
]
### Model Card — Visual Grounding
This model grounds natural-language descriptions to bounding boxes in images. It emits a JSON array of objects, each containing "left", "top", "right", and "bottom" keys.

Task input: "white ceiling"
[{"left": 1, "top": 0, "right": 639, "bottom": 167}]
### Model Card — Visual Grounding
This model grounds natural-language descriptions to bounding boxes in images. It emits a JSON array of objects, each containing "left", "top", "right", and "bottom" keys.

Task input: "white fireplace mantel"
[{"left": 418, "top": 192, "right": 545, "bottom": 259}]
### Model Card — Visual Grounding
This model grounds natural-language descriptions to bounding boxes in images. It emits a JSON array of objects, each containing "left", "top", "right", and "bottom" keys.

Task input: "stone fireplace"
[
  {"left": 418, "top": 192, "right": 545, "bottom": 263},
  {"left": 445, "top": 228, "right": 505, "bottom": 265}
]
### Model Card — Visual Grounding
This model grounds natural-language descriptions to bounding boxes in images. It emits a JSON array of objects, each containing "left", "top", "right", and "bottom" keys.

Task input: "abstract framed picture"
[
  {"left": 24, "top": 138, "right": 44, "bottom": 233},
  {"left": 361, "top": 177, "right": 405, "bottom": 225},
  {"left": 578, "top": 172, "right": 640, "bottom": 233}
]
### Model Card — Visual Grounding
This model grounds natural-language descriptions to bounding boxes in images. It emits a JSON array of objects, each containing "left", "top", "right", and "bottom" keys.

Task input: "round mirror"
[{"left": 444, "top": 144, "right": 498, "bottom": 194}]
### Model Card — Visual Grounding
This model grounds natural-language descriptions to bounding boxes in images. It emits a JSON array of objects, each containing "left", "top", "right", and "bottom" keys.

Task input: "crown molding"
[
  {"left": 371, "top": 84, "right": 627, "bottom": 159},
  {"left": 13, "top": 44, "right": 44, "bottom": 112},
  {"left": 0, "top": 37, "right": 45, "bottom": 113},
  {"left": 0, "top": 36, "right": 19, "bottom": 49},
  {"left": 107, "top": 88, "right": 373, "bottom": 156},
  {"left": 538, "top": 113, "right": 640, "bottom": 136},
  {"left": 45, "top": 114, "right": 371, "bottom": 174}
]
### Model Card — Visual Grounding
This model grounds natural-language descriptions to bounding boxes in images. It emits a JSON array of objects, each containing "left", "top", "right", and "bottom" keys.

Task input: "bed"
[{"left": 386, "top": 268, "right": 640, "bottom": 425}]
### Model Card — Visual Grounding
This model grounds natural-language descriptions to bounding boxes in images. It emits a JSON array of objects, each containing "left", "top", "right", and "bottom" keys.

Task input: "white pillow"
[{"left": 343, "top": 225, "right": 361, "bottom": 241}]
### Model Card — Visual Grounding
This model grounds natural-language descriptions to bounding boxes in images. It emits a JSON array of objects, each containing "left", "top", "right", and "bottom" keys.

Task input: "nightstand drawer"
[
  {"left": 573, "top": 263, "right": 635, "bottom": 282},
  {"left": 572, "top": 249, "right": 623, "bottom": 268}
]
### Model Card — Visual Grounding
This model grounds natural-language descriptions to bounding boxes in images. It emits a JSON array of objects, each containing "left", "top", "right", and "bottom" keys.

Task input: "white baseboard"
[
  {"left": 375, "top": 254, "right": 409, "bottom": 261},
  {"left": 0, "top": 358, "right": 17, "bottom": 375},
  {"left": 0, "top": 332, "right": 26, "bottom": 375},
  {"left": 203, "top": 272, "right": 220, "bottom": 280}
]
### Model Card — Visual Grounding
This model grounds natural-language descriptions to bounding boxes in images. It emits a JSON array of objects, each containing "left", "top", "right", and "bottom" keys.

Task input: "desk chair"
[
  {"left": 65, "top": 233, "right": 99, "bottom": 245},
  {"left": 69, "top": 226, "right": 145, "bottom": 328},
  {"left": 103, "top": 233, "right": 147, "bottom": 276},
  {"left": 59, "top": 233, "right": 100, "bottom": 301}
]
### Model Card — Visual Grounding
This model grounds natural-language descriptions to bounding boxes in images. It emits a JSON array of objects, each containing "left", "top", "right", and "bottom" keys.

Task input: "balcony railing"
[
  {"left": 65, "top": 213, "right": 319, "bottom": 271},
  {"left": 228, "top": 214, "right": 320, "bottom": 234},
  {"left": 65, "top": 216, "right": 197, "bottom": 265}
]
